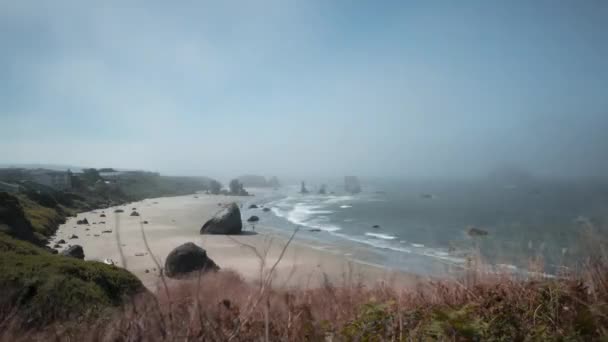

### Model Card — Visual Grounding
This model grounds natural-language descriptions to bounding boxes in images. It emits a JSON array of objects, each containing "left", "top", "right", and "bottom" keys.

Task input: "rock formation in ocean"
[
  {"left": 164, "top": 242, "right": 219, "bottom": 277},
  {"left": 319, "top": 184, "right": 327, "bottom": 195},
  {"left": 130, "top": 211, "right": 140, "bottom": 216},
  {"left": 61, "top": 245, "right": 85, "bottom": 259},
  {"left": 268, "top": 176, "right": 281, "bottom": 188},
  {"left": 344, "top": 176, "right": 361, "bottom": 194},
  {"left": 300, "top": 181, "right": 309, "bottom": 194},
  {"left": 467, "top": 227, "right": 489, "bottom": 237},
  {"left": 247, "top": 215, "right": 259, "bottom": 222},
  {"left": 248, "top": 204, "right": 258, "bottom": 209},
  {"left": 200, "top": 203, "right": 243, "bottom": 235}
]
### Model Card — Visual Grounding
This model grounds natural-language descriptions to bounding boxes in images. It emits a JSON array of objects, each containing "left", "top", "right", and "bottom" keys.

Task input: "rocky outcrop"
[
  {"left": 164, "top": 242, "right": 219, "bottom": 277},
  {"left": 262, "top": 207, "right": 271, "bottom": 212},
  {"left": 130, "top": 211, "right": 140, "bottom": 217},
  {"left": 61, "top": 245, "right": 85, "bottom": 259},
  {"left": 248, "top": 204, "right": 258, "bottom": 209},
  {"left": 344, "top": 176, "right": 361, "bottom": 194},
  {"left": 200, "top": 203, "right": 242, "bottom": 235},
  {"left": 0, "top": 192, "right": 36, "bottom": 244},
  {"left": 467, "top": 227, "right": 489, "bottom": 237},
  {"left": 247, "top": 215, "right": 259, "bottom": 222},
  {"left": 76, "top": 218, "right": 89, "bottom": 225},
  {"left": 300, "top": 181, "right": 309, "bottom": 194}
]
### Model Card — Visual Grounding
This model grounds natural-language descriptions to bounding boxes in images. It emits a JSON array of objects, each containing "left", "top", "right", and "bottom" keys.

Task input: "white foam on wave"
[
  {"left": 324, "top": 195, "right": 355, "bottom": 204},
  {"left": 365, "top": 232, "right": 397, "bottom": 240},
  {"left": 271, "top": 202, "right": 341, "bottom": 232},
  {"left": 340, "top": 205, "right": 352, "bottom": 208},
  {"left": 411, "top": 243, "right": 425, "bottom": 248},
  {"left": 330, "top": 232, "right": 466, "bottom": 266}
]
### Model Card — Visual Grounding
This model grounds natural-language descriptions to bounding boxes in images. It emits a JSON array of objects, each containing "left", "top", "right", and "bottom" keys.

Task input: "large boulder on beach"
[
  {"left": 61, "top": 245, "right": 85, "bottom": 259},
  {"left": 76, "top": 218, "right": 89, "bottom": 225},
  {"left": 164, "top": 242, "right": 219, "bottom": 277},
  {"left": 200, "top": 203, "right": 242, "bottom": 235}
]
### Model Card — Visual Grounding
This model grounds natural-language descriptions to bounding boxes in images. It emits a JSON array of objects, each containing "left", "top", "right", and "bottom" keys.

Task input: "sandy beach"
[{"left": 52, "top": 194, "right": 417, "bottom": 290}]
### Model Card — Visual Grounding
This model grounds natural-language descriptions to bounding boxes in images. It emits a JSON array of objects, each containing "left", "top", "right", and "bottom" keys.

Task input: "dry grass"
[{"left": 3, "top": 228, "right": 608, "bottom": 341}]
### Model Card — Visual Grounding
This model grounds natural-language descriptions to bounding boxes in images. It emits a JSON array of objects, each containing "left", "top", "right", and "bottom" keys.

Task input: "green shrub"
[{"left": 0, "top": 233, "right": 145, "bottom": 327}]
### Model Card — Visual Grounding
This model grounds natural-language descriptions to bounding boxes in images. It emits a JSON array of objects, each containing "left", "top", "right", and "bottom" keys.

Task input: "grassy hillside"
[{"left": 0, "top": 233, "right": 144, "bottom": 327}]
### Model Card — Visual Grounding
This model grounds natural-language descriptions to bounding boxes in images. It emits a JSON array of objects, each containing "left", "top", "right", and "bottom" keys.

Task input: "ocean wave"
[
  {"left": 411, "top": 243, "right": 425, "bottom": 248},
  {"left": 365, "top": 232, "right": 397, "bottom": 240},
  {"left": 340, "top": 205, "right": 352, "bottom": 208},
  {"left": 272, "top": 203, "right": 341, "bottom": 232}
]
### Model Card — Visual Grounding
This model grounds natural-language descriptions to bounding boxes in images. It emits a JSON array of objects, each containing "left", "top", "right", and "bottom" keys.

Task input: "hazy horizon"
[{"left": 1, "top": 1, "right": 607, "bottom": 181}]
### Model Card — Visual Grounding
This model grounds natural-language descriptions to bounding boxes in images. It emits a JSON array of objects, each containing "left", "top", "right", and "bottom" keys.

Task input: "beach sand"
[{"left": 52, "top": 194, "right": 417, "bottom": 290}]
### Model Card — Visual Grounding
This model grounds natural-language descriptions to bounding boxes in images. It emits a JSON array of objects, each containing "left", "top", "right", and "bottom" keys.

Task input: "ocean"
[{"left": 243, "top": 179, "right": 608, "bottom": 277}]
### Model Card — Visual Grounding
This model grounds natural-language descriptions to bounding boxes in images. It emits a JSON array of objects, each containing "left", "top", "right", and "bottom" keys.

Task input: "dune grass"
[{"left": 2, "top": 231, "right": 607, "bottom": 341}]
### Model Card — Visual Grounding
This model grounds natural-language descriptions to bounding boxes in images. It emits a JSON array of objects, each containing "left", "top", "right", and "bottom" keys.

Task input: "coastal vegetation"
[
  {"left": 1, "top": 169, "right": 607, "bottom": 340},
  {"left": 1, "top": 231, "right": 606, "bottom": 340}
]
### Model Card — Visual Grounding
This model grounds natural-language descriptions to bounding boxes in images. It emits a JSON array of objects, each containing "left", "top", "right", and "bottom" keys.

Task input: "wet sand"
[{"left": 52, "top": 194, "right": 418, "bottom": 290}]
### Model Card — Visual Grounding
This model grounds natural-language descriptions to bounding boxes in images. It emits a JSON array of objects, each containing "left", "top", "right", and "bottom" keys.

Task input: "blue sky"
[{"left": 1, "top": 0, "right": 607, "bottom": 180}]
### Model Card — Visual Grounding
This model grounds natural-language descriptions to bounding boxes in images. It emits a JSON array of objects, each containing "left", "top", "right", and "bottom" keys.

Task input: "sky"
[{"left": 1, "top": 0, "right": 607, "bottom": 180}]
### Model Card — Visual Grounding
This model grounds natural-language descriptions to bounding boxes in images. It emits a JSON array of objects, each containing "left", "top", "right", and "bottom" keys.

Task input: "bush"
[{"left": 0, "top": 233, "right": 145, "bottom": 327}]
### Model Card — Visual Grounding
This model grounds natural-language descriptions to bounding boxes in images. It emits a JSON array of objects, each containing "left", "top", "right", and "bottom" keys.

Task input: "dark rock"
[
  {"left": 145, "top": 269, "right": 150, "bottom": 273},
  {"left": 76, "top": 218, "right": 89, "bottom": 225},
  {"left": 102, "top": 230, "right": 112, "bottom": 233},
  {"left": 57, "top": 239, "right": 66, "bottom": 244},
  {"left": 262, "top": 208, "right": 271, "bottom": 212},
  {"left": 53, "top": 243, "right": 62, "bottom": 248},
  {"left": 100, "top": 214, "right": 106, "bottom": 217},
  {"left": 309, "top": 228, "right": 321, "bottom": 232},
  {"left": 200, "top": 203, "right": 242, "bottom": 235},
  {"left": 114, "top": 209, "right": 124, "bottom": 213},
  {"left": 143, "top": 220, "right": 149, "bottom": 224},
  {"left": 467, "top": 227, "right": 489, "bottom": 237},
  {"left": 248, "top": 204, "right": 259, "bottom": 209},
  {"left": 61, "top": 245, "right": 85, "bottom": 259},
  {"left": 51, "top": 249, "right": 58, "bottom": 254},
  {"left": 164, "top": 242, "right": 219, "bottom": 278},
  {"left": 247, "top": 215, "right": 259, "bottom": 222},
  {"left": 132, "top": 208, "right": 137, "bottom": 211},
  {"left": 69, "top": 234, "right": 78, "bottom": 239},
  {"left": 130, "top": 211, "right": 140, "bottom": 217},
  {"left": 99, "top": 221, "right": 105, "bottom": 224},
  {"left": 372, "top": 225, "right": 380, "bottom": 229}
]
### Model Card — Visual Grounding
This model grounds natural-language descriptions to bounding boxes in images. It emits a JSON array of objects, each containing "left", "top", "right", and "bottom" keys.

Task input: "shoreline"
[{"left": 52, "top": 193, "right": 421, "bottom": 290}]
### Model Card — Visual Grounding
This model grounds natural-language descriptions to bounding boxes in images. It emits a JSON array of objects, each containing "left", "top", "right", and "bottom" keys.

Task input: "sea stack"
[
  {"left": 344, "top": 176, "right": 361, "bottom": 194},
  {"left": 300, "top": 181, "right": 309, "bottom": 194}
]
